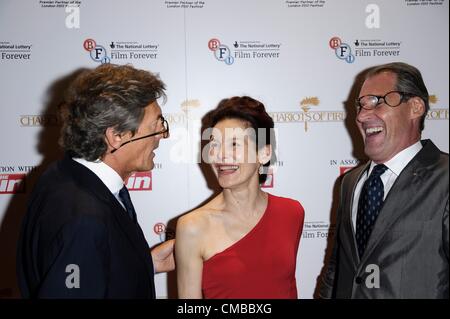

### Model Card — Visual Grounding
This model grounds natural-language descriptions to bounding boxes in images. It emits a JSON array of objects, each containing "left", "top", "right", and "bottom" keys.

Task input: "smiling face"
[
  {"left": 208, "top": 118, "right": 268, "bottom": 190},
  {"left": 357, "top": 71, "right": 422, "bottom": 163}
]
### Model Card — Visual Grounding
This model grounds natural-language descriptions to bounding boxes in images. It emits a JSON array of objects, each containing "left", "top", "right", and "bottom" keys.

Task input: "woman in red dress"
[{"left": 176, "top": 96, "right": 305, "bottom": 299}]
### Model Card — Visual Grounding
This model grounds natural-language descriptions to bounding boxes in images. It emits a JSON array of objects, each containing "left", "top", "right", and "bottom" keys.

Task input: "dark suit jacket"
[
  {"left": 17, "top": 154, "right": 156, "bottom": 298},
  {"left": 320, "top": 140, "right": 449, "bottom": 298}
]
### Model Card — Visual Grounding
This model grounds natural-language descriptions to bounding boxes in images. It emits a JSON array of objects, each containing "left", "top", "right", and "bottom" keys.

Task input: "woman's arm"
[{"left": 175, "top": 214, "right": 205, "bottom": 298}]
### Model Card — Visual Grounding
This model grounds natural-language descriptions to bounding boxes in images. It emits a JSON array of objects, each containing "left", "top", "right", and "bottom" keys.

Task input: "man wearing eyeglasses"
[
  {"left": 320, "top": 62, "right": 448, "bottom": 298},
  {"left": 17, "top": 64, "right": 174, "bottom": 298}
]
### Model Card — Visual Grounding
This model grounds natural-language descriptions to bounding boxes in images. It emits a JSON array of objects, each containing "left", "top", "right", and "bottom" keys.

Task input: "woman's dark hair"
[
  {"left": 208, "top": 96, "right": 277, "bottom": 184},
  {"left": 60, "top": 63, "right": 166, "bottom": 161}
]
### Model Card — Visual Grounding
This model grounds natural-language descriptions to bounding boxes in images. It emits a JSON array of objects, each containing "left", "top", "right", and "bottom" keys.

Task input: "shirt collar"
[
  {"left": 73, "top": 157, "right": 124, "bottom": 196},
  {"left": 368, "top": 140, "right": 423, "bottom": 177}
]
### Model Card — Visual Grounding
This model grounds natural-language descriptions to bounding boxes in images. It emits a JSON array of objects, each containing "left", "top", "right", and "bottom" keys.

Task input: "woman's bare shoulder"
[{"left": 177, "top": 195, "right": 223, "bottom": 237}]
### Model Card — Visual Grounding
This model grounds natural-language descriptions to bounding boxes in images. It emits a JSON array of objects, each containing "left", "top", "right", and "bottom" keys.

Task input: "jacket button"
[{"left": 355, "top": 276, "right": 363, "bottom": 284}]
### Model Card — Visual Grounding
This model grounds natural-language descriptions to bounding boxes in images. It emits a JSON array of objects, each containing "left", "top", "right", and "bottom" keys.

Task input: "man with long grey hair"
[{"left": 17, "top": 63, "right": 174, "bottom": 298}]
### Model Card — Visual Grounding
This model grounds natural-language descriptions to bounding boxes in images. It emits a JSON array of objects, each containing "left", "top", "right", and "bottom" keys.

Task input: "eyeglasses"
[
  {"left": 111, "top": 116, "right": 169, "bottom": 154},
  {"left": 356, "top": 91, "right": 416, "bottom": 112}
]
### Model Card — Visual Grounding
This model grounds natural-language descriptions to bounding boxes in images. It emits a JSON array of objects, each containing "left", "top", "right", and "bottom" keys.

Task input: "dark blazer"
[
  {"left": 17, "top": 154, "right": 155, "bottom": 298},
  {"left": 320, "top": 140, "right": 449, "bottom": 298}
]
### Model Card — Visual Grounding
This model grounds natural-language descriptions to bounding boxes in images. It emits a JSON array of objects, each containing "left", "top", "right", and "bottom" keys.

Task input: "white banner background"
[{"left": 0, "top": 0, "right": 448, "bottom": 298}]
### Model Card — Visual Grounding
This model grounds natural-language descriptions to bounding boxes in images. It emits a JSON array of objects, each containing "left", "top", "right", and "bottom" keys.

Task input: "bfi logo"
[
  {"left": 154, "top": 222, "right": 166, "bottom": 242},
  {"left": 125, "top": 172, "right": 152, "bottom": 191},
  {"left": 83, "top": 38, "right": 110, "bottom": 64},
  {"left": 0, "top": 174, "right": 26, "bottom": 194},
  {"left": 154, "top": 222, "right": 175, "bottom": 242},
  {"left": 208, "top": 38, "right": 234, "bottom": 65},
  {"left": 329, "top": 36, "right": 355, "bottom": 64}
]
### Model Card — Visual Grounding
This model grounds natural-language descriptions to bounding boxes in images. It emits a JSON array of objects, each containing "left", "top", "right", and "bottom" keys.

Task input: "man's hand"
[{"left": 151, "top": 239, "right": 175, "bottom": 273}]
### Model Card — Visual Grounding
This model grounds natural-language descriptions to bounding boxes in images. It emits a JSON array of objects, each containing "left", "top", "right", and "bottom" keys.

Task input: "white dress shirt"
[
  {"left": 351, "top": 141, "right": 423, "bottom": 229},
  {"left": 73, "top": 157, "right": 126, "bottom": 209}
]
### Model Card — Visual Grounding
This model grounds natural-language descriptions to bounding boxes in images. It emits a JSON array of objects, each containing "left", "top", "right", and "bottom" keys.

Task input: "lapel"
[
  {"left": 359, "top": 140, "right": 441, "bottom": 266},
  {"left": 342, "top": 163, "right": 369, "bottom": 268},
  {"left": 60, "top": 154, "right": 155, "bottom": 291}
]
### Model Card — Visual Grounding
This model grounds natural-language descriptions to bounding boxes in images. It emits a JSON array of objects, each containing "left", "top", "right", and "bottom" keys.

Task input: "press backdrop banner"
[{"left": 0, "top": 0, "right": 448, "bottom": 298}]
